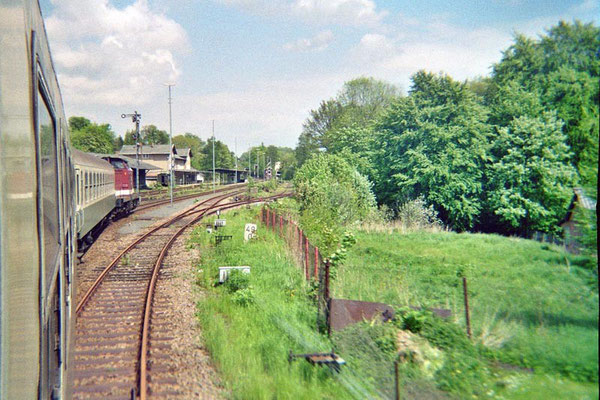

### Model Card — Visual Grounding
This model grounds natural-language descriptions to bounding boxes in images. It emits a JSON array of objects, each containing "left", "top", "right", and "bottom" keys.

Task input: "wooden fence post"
[
  {"left": 325, "top": 260, "right": 331, "bottom": 337},
  {"left": 463, "top": 277, "right": 472, "bottom": 339},
  {"left": 394, "top": 359, "right": 400, "bottom": 400},
  {"left": 305, "top": 237, "right": 309, "bottom": 281},
  {"left": 314, "top": 247, "right": 319, "bottom": 279}
]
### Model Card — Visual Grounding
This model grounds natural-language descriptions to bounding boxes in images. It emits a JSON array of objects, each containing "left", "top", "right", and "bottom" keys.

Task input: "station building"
[{"left": 118, "top": 144, "right": 203, "bottom": 186}]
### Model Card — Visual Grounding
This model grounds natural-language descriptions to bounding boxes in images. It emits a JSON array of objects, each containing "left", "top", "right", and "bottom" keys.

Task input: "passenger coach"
[{"left": 0, "top": 1, "right": 76, "bottom": 398}]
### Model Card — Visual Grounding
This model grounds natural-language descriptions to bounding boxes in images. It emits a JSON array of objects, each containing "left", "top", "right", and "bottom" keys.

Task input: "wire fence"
[
  {"left": 260, "top": 207, "right": 398, "bottom": 398},
  {"left": 260, "top": 207, "right": 330, "bottom": 332}
]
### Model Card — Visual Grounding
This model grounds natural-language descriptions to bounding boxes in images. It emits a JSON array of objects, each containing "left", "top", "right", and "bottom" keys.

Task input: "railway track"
[
  {"left": 135, "top": 183, "right": 247, "bottom": 213},
  {"left": 72, "top": 190, "right": 289, "bottom": 399}
]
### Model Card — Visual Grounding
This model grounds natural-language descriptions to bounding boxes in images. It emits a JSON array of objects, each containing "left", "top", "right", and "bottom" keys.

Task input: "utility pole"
[
  {"left": 249, "top": 147, "right": 252, "bottom": 178},
  {"left": 234, "top": 137, "right": 238, "bottom": 184},
  {"left": 121, "top": 111, "right": 142, "bottom": 202},
  {"left": 212, "top": 120, "right": 215, "bottom": 193},
  {"left": 165, "top": 83, "right": 175, "bottom": 207}
]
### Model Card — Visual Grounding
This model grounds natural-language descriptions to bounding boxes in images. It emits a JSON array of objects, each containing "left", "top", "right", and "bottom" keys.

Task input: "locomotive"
[{"left": 73, "top": 150, "right": 138, "bottom": 253}]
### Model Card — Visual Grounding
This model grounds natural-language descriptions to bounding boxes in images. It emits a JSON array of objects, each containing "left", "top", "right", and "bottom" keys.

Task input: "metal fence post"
[
  {"left": 266, "top": 209, "right": 270, "bottom": 228},
  {"left": 279, "top": 216, "right": 283, "bottom": 235}
]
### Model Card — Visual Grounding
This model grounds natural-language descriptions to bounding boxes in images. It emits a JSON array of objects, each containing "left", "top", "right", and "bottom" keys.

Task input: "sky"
[{"left": 40, "top": 0, "right": 599, "bottom": 154}]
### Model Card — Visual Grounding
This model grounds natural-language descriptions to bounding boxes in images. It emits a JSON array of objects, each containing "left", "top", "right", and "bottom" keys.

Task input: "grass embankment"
[
  {"left": 335, "top": 230, "right": 598, "bottom": 398},
  {"left": 189, "top": 208, "right": 369, "bottom": 399}
]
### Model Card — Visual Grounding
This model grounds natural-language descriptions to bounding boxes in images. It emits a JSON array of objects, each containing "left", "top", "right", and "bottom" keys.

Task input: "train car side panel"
[
  {"left": 0, "top": 2, "right": 75, "bottom": 399},
  {"left": 0, "top": 3, "right": 42, "bottom": 399}
]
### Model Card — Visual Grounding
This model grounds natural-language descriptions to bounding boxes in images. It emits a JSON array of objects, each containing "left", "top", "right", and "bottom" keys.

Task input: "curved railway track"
[
  {"left": 73, "top": 190, "right": 289, "bottom": 399},
  {"left": 135, "top": 183, "right": 247, "bottom": 213}
]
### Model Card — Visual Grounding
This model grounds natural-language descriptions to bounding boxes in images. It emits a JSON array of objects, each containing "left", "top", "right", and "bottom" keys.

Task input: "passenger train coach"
[
  {"left": 0, "top": 1, "right": 138, "bottom": 398},
  {"left": 73, "top": 150, "right": 138, "bottom": 252},
  {"left": 1, "top": 1, "right": 75, "bottom": 398}
]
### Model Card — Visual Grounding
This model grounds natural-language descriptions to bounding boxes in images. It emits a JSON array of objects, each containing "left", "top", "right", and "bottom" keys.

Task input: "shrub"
[
  {"left": 397, "top": 196, "right": 442, "bottom": 230},
  {"left": 231, "top": 286, "right": 255, "bottom": 306},
  {"left": 224, "top": 269, "right": 250, "bottom": 293},
  {"left": 294, "top": 153, "right": 376, "bottom": 256}
]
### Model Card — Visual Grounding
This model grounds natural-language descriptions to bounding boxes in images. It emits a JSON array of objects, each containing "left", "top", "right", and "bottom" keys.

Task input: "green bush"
[
  {"left": 420, "top": 314, "right": 475, "bottom": 356},
  {"left": 294, "top": 153, "right": 376, "bottom": 256},
  {"left": 224, "top": 269, "right": 250, "bottom": 293},
  {"left": 397, "top": 308, "right": 430, "bottom": 333},
  {"left": 231, "top": 286, "right": 255, "bottom": 306}
]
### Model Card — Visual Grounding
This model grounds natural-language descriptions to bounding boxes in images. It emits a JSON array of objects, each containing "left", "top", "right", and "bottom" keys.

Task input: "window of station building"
[{"left": 37, "top": 85, "right": 60, "bottom": 292}]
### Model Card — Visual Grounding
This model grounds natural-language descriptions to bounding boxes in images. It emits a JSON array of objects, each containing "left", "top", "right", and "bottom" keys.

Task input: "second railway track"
[{"left": 73, "top": 190, "right": 290, "bottom": 399}]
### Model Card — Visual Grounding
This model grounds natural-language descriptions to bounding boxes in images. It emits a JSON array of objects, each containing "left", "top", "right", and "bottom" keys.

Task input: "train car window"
[
  {"left": 37, "top": 87, "right": 60, "bottom": 290},
  {"left": 85, "top": 170, "right": 89, "bottom": 203},
  {"left": 75, "top": 171, "right": 80, "bottom": 207}
]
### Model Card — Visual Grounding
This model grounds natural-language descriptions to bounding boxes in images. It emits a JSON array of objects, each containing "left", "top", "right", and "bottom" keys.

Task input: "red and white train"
[{"left": 72, "top": 149, "right": 139, "bottom": 252}]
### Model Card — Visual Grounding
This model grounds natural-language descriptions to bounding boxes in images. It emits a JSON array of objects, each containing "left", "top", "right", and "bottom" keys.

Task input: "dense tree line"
[{"left": 295, "top": 20, "right": 598, "bottom": 238}]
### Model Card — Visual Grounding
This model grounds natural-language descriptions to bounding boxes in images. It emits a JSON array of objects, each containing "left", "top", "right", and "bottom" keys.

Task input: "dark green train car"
[{"left": 0, "top": 1, "right": 76, "bottom": 398}]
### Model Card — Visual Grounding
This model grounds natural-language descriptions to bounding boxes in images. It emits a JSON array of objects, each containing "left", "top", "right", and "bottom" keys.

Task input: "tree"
[
  {"left": 296, "top": 99, "right": 343, "bottom": 165},
  {"left": 70, "top": 119, "right": 116, "bottom": 154},
  {"left": 198, "top": 137, "right": 235, "bottom": 170},
  {"left": 123, "top": 129, "right": 137, "bottom": 145},
  {"left": 114, "top": 136, "right": 124, "bottom": 152},
  {"left": 336, "top": 76, "right": 399, "bottom": 125},
  {"left": 374, "top": 71, "right": 491, "bottom": 231},
  {"left": 69, "top": 116, "right": 91, "bottom": 132},
  {"left": 484, "top": 112, "right": 577, "bottom": 235},
  {"left": 141, "top": 125, "right": 169, "bottom": 145},
  {"left": 123, "top": 125, "right": 169, "bottom": 145},
  {"left": 490, "top": 21, "right": 600, "bottom": 188},
  {"left": 296, "top": 77, "right": 400, "bottom": 168},
  {"left": 294, "top": 153, "right": 376, "bottom": 254},
  {"left": 173, "top": 132, "right": 206, "bottom": 170}
]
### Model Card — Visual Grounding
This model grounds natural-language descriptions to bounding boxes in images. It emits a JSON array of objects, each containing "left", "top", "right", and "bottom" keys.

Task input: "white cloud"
[
  {"left": 162, "top": 74, "right": 348, "bottom": 151},
  {"left": 46, "top": 0, "right": 188, "bottom": 109},
  {"left": 283, "top": 30, "right": 334, "bottom": 52},
  {"left": 291, "top": 0, "right": 385, "bottom": 27},
  {"left": 348, "top": 22, "right": 513, "bottom": 90},
  {"left": 216, "top": 0, "right": 386, "bottom": 27}
]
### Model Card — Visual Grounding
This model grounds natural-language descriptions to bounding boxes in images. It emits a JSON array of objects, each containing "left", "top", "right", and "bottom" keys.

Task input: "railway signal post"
[{"left": 121, "top": 111, "right": 142, "bottom": 202}]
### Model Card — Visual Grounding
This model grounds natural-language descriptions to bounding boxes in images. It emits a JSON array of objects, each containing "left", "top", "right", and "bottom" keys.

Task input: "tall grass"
[
  {"left": 334, "top": 229, "right": 598, "bottom": 390},
  {"left": 190, "top": 208, "right": 383, "bottom": 399}
]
